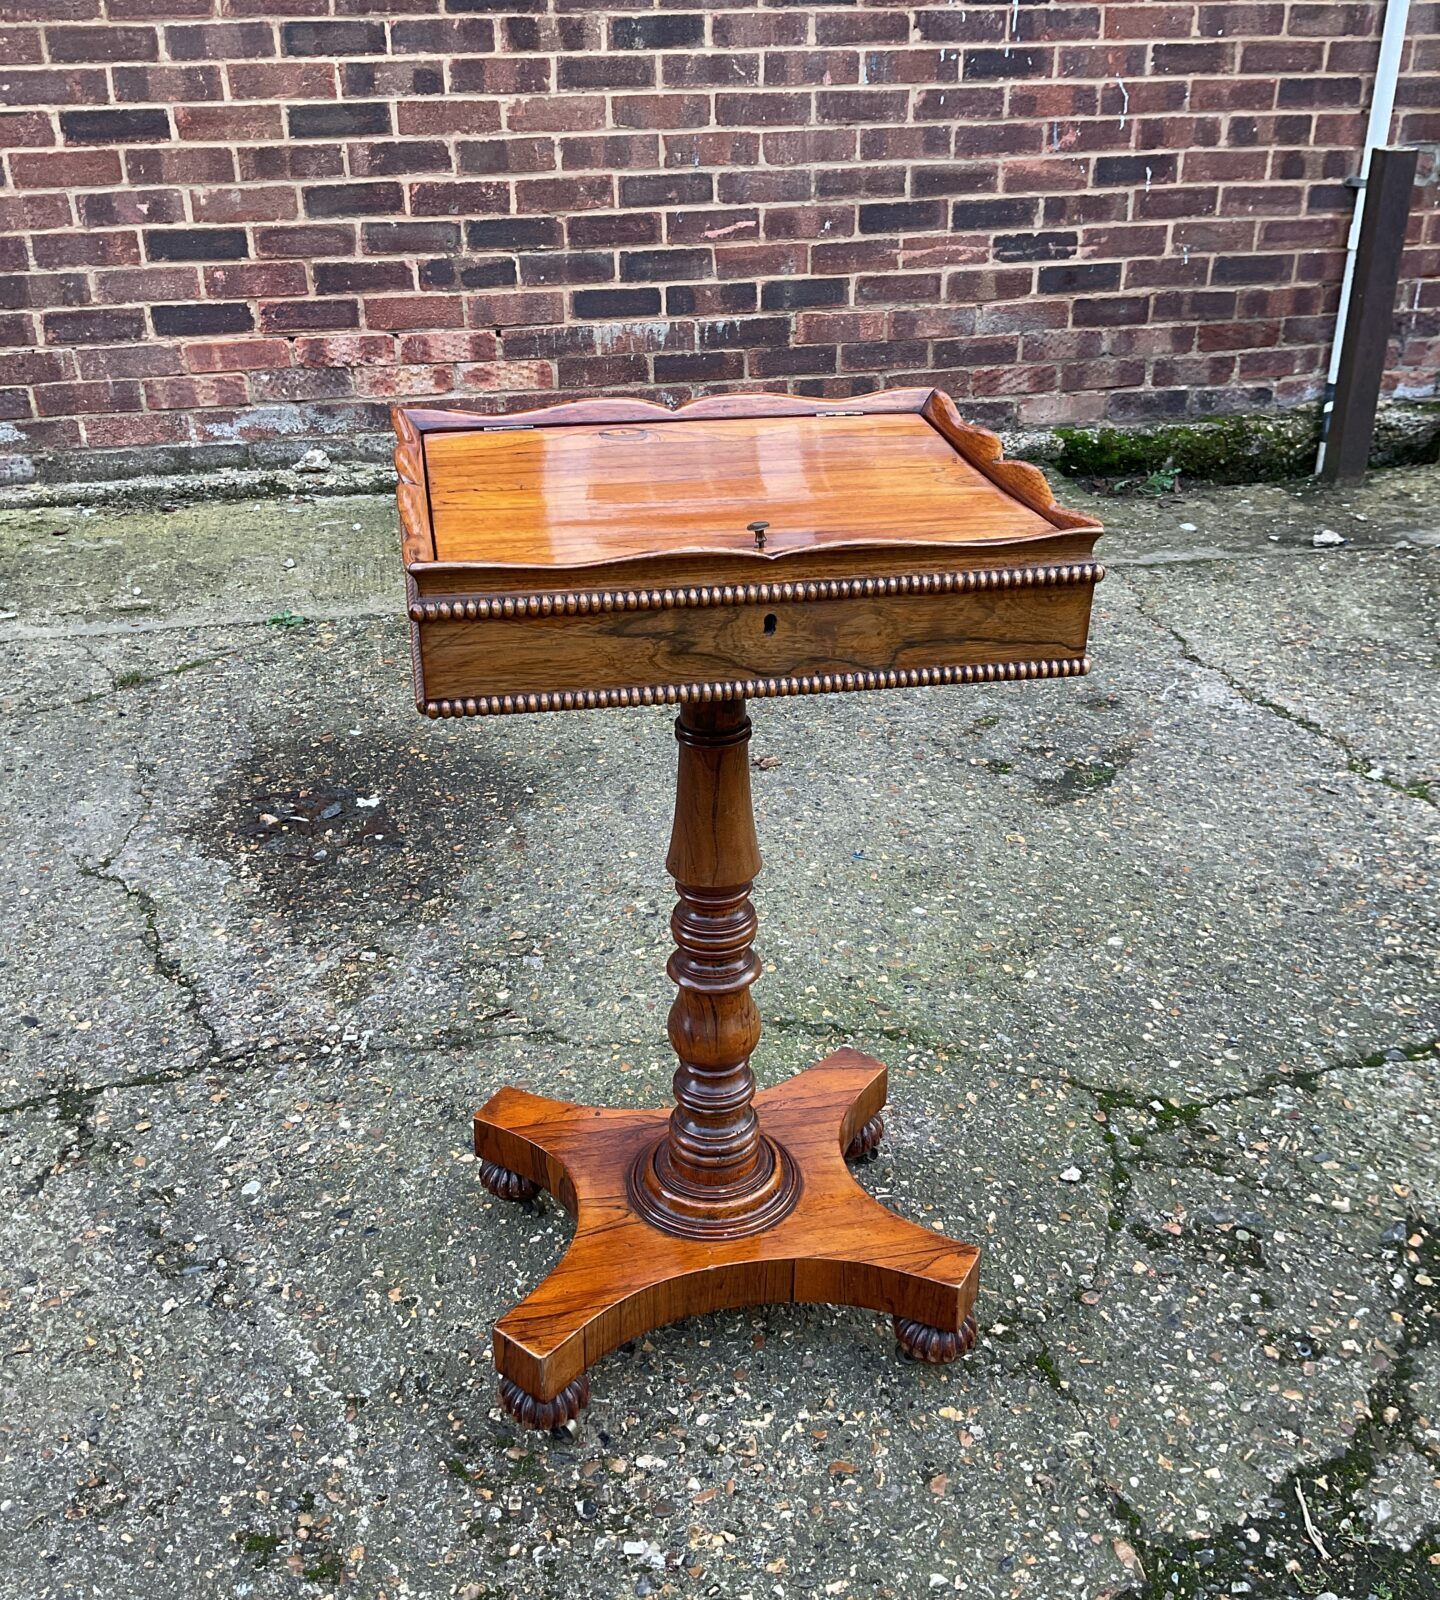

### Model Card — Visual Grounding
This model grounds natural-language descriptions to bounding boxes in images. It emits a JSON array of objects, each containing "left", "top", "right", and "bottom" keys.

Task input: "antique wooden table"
[{"left": 393, "top": 387, "right": 1103, "bottom": 1428}]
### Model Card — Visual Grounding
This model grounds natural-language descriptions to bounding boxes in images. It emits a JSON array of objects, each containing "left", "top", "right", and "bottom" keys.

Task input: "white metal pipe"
[{"left": 1314, "top": 0, "right": 1411, "bottom": 473}]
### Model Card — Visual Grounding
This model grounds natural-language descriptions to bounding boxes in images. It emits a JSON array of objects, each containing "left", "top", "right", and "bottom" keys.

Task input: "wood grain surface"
[
  {"left": 473, "top": 1048, "right": 981, "bottom": 1403},
  {"left": 424, "top": 413, "right": 1058, "bottom": 565},
  {"left": 417, "top": 583, "right": 1095, "bottom": 701}
]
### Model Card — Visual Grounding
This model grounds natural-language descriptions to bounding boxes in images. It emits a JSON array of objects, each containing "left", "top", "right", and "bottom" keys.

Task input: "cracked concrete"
[{"left": 0, "top": 464, "right": 1437, "bottom": 1599}]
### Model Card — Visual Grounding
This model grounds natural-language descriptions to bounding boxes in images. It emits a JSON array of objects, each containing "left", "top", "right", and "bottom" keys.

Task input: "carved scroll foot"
[
  {"left": 895, "top": 1312, "right": 979, "bottom": 1364},
  {"left": 498, "top": 1373, "right": 590, "bottom": 1431},
  {"left": 478, "top": 1159, "right": 540, "bottom": 1204},
  {"left": 468, "top": 1051, "right": 980, "bottom": 1420},
  {"left": 844, "top": 1113, "right": 884, "bottom": 1162}
]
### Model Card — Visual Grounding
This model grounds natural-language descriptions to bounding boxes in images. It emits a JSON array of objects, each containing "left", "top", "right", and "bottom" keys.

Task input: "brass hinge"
[
  {"left": 482, "top": 423, "right": 534, "bottom": 431},
  {"left": 818, "top": 410, "right": 864, "bottom": 417}
]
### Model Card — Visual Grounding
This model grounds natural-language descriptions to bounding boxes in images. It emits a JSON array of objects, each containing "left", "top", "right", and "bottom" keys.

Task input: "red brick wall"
[{"left": 1, "top": 1, "right": 1437, "bottom": 482}]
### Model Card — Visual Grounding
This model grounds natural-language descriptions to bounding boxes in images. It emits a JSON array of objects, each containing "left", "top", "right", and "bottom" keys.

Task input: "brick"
[
  {"left": 166, "top": 23, "right": 275, "bottom": 61},
  {"left": 59, "top": 108, "right": 171, "bottom": 144},
  {"left": 281, "top": 20, "right": 384, "bottom": 55},
  {"left": 143, "top": 373, "right": 249, "bottom": 410},
  {"left": 10, "top": 149, "right": 122, "bottom": 188},
  {"left": 302, "top": 182, "right": 405, "bottom": 219},
  {"left": 400, "top": 100, "right": 503, "bottom": 136},
  {"left": 963, "top": 47, "right": 1050, "bottom": 78},
  {"left": 817, "top": 11, "right": 911, "bottom": 45},
  {"left": 288, "top": 103, "right": 391, "bottom": 140},
  {"left": 620, "top": 248, "right": 712, "bottom": 283},
  {"left": 572, "top": 287, "right": 662, "bottom": 318},
  {"left": 363, "top": 294, "right": 465, "bottom": 330},
  {"left": 612, "top": 13, "right": 704, "bottom": 50},
  {"left": 46, "top": 24, "right": 158, "bottom": 61},
  {"left": 78, "top": 189, "right": 183, "bottom": 228},
  {"left": 568, "top": 212, "right": 660, "bottom": 248},
  {"left": 720, "top": 170, "right": 812, "bottom": 205},
  {"left": 0, "top": 26, "right": 43, "bottom": 64},
  {"left": 399, "top": 330, "right": 496, "bottom": 362},
  {"left": 517, "top": 175, "right": 613, "bottom": 213},
  {"left": 1073, "top": 296, "right": 1152, "bottom": 327},
  {"left": 856, "top": 272, "right": 942, "bottom": 304},
  {"left": 315, "top": 261, "right": 414, "bottom": 294},
  {"left": 714, "top": 13, "right": 806, "bottom": 48},
  {"left": 34, "top": 378, "right": 143, "bottom": 415},
  {"left": 1, "top": 68, "right": 109, "bottom": 106},
  {"left": 145, "top": 228, "right": 249, "bottom": 262},
  {"left": 151, "top": 301, "right": 254, "bottom": 336},
  {"left": 858, "top": 201, "right": 946, "bottom": 234},
  {"left": 995, "top": 231, "right": 1079, "bottom": 263},
  {"left": 42, "top": 307, "right": 147, "bottom": 344},
  {"left": 350, "top": 142, "right": 452, "bottom": 178},
  {"left": 518, "top": 252, "right": 612, "bottom": 287},
  {"left": 460, "top": 137, "right": 554, "bottom": 175},
  {"left": 239, "top": 146, "right": 341, "bottom": 184},
  {"left": 467, "top": 217, "right": 561, "bottom": 250},
  {"left": 190, "top": 185, "right": 297, "bottom": 225},
  {"left": 391, "top": 17, "right": 494, "bottom": 53},
  {"left": 700, "top": 316, "right": 789, "bottom": 349},
  {"left": 227, "top": 63, "right": 335, "bottom": 100},
  {"left": 204, "top": 262, "right": 306, "bottom": 298},
  {"left": 126, "top": 147, "right": 236, "bottom": 185},
  {"left": 619, "top": 172, "right": 710, "bottom": 208},
  {"left": 31, "top": 231, "right": 140, "bottom": 269},
  {"left": 93, "top": 266, "right": 199, "bottom": 304},
  {"left": 365, "top": 221, "right": 461, "bottom": 255},
  {"left": 709, "top": 91, "right": 809, "bottom": 129},
  {"left": 260, "top": 299, "right": 359, "bottom": 332},
  {"left": 503, "top": 15, "right": 598, "bottom": 53},
  {"left": 1095, "top": 154, "right": 1180, "bottom": 186},
  {"left": 653, "top": 350, "right": 744, "bottom": 383},
  {"left": 760, "top": 277, "right": 847, "bottom": 311},
  {"left": 560, "top": 134, "right": 657, "bottom": 173},
  {"left": 255, "top": 223, "right": 353, "bottom": 257},
  {"left": 294, "top": 332, "right": 395, "bottom": 368},
  {"left": 951, "top": 197, "right": 1040, "bottom": 232},
  {"left": 0, "top": 111, "right": 55, "bottom": 148},
  {"left": 558, "top": 55, "right": 653, "bottom": 91},
  {"left": 611, "top": 94, "right": 710, "bottom": 131},
  {"left": 750, "top": 345, "right": 838, "bottom": 378},
  {"left": 449, "top": 57, "right": 549, "bottom": 94},
  {"left": 176, "top": 104, "right": 284, "bottom": 143},
  {"left": 1038, "top": 261, "right": 1123, "bottom": 293},
  {"left": 817, "top": 90, "right": 910, "bottom": 124},
  {"left": 345, "top": 62, "right": 446, "bottom": 99}
]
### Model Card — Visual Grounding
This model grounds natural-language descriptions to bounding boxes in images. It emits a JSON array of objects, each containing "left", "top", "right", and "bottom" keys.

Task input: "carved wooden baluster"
[{"left": 629, "top": 697, "right": 799, "bottom": 1238}]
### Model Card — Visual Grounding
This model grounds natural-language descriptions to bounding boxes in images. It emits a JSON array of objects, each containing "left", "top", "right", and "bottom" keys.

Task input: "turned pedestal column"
[{"left": 630, "top": 699, "right": 800, "bottom": 1238}]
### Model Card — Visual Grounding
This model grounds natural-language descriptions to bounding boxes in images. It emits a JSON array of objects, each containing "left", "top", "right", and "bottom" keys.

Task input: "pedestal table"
[{"left": 393, "top": 387, "right": 1103, "bottom": 1427}]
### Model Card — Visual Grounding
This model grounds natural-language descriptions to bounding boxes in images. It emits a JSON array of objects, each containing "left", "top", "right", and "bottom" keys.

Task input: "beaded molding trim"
[
  {"left": 422, "top": 654, "right": 1090, "bottom": 718},
  {"left": 409, "top": 561, "right": 1104, "bottom": 623}
]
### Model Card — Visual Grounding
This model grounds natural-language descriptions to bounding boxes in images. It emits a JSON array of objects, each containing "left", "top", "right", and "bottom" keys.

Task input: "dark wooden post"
[
  {"left": 1320, "top": 145, "right": 1421, "bottom": 485},
  {"left": 628, "top": 698, "right": 800, "bottom": 1239}
]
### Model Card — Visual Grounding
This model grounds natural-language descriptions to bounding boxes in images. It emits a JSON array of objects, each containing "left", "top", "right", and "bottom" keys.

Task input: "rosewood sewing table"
[{"left": 393, "top": 387, "right": 1103, "bottom": 1428}]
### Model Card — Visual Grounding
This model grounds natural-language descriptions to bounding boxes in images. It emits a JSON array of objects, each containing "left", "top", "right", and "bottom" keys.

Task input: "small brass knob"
[{"left": 747, "top": 520, "right": 769, "bottom": 550}]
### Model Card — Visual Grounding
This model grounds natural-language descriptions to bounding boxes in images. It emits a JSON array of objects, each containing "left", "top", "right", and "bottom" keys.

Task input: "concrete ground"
[{"left": 0, "top": 461, "right": 1437, "bottom": 1600}]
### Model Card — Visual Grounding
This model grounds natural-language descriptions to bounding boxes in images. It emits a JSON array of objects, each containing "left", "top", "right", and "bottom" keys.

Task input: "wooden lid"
[{"left": 395, "top": 388, "right": 1099, "bottom": 573}]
